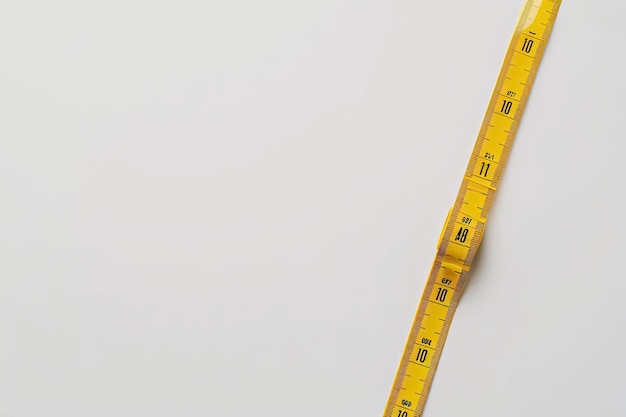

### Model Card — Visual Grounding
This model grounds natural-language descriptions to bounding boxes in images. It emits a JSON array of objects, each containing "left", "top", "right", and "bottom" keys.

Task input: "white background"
[{"left": 1, "top": 1, "right": 625, "bottom": 416}]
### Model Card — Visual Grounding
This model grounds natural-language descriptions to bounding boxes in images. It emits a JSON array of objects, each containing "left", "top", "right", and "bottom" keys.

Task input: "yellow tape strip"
[{"left": 383, "top": 1, "right": 562, "bottom": 416}]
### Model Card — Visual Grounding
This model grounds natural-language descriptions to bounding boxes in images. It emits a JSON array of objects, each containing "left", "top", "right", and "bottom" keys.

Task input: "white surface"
[{"left": 1, "top": 1, "right": 624, "bottom": 416}]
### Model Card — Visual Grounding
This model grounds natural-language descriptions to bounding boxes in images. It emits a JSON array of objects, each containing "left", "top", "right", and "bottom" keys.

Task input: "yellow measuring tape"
[{"left": 383, "top": 1, "right": 562, "bottom": 416}]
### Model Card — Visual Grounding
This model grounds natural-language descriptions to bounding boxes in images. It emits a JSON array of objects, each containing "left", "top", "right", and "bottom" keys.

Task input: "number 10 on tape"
[{"left": 383, "top": 1, "right": 562, "bottom": 416}]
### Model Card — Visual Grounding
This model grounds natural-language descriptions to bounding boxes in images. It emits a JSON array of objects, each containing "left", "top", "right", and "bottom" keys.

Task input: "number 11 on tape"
[{"left": 383, "top": 1, "right": 562, "bottom": 416}]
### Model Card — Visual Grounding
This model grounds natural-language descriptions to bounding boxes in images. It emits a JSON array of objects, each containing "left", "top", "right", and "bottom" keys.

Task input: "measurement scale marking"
[{"left": 383, "top": 1, "right": 562, "bottom": 416}]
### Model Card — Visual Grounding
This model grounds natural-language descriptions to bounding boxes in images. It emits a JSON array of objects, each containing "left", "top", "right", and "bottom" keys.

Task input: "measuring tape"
[{"left": 383, "top": 1, "right": 562, "bottom": 416}]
